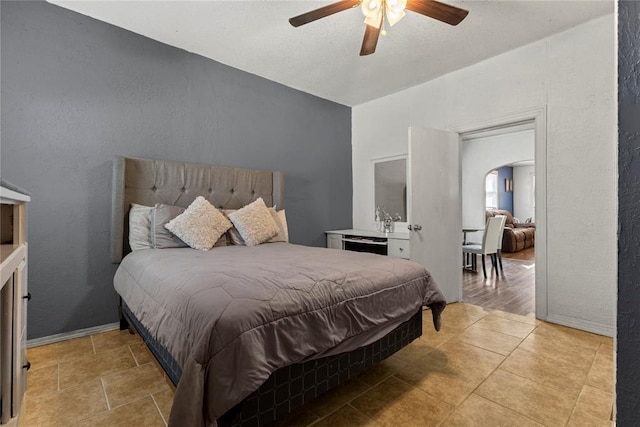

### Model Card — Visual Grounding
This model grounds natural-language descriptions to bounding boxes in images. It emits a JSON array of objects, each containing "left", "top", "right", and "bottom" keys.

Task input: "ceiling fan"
[{"left": 289, "top": 0, "right": 469, "bottom": 56}]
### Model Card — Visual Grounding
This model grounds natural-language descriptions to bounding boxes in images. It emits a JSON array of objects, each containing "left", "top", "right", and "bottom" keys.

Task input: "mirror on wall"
[{"left": 373, "top": 156, "right": 407, "bottom": 221}]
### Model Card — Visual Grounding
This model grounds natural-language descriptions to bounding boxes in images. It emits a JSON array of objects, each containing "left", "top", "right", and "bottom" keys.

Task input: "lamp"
[{"left": 361, "top": 0, "right": 407, "bottom": 29}]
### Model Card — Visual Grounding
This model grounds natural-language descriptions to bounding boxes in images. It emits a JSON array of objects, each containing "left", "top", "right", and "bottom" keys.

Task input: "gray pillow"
[
  {"left": 151, "top": 204, "right": 188, "bottom": 249},
  {"left": 129, "top": 203, "right": 153, "bottom": 251}
]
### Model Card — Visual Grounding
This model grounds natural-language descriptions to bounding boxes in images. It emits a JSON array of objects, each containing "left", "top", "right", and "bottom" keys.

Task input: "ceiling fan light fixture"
[
  {"left": 361, "top": 0, "right": 383, "bottom": 18},
  {"left": 386, "top": 8, "right": 406, "bottom": 26},
  {"left": 364, "top": 12, "right": 383, "bottom": 28},
  {"left": 386, "top": 0, "right": 407, "bottom": 26},
  {"left": 289, "top": 0, "right": 469, "bottom": 56}
]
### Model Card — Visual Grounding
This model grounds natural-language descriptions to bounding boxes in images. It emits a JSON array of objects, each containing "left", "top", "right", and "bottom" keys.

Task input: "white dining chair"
[
  {"left": 495, "top": 215, "right": 507, "bottom": 273},
  {"left": 463, "top": 216, "right": 503, "bottom": 279}
]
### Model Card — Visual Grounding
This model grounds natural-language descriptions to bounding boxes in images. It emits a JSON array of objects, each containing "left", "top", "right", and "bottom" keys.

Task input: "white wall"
[
  {"left": 514, "top": 165, "right": 535, "bottom": 221},
  {"left": 461, "top": 130, "right": 534, "bottom": 232},
  {"left": 352, "top": 15, "right": 616, "bottom": 335}
]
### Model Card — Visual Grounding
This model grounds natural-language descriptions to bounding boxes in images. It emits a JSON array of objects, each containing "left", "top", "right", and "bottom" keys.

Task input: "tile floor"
[{"left": 23, "top": 303, "right": 614, "bottom": 426}]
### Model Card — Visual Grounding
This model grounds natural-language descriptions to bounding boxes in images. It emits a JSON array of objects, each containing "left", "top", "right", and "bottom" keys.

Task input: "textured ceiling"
[{"left": 51, "top": 1, "right": 613, "bottom": 106}]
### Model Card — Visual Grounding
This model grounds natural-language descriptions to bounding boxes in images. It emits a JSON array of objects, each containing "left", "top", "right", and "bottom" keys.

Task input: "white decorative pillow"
[
  {"left": 268, "top": 209, "right": 289, "bottom": 243},
  {"left": 228, "top": 198, "right": 279, "bottom": 246},
  {"left": 129, "top": 203, "right": 153, "bottom": 250},
  {"left": 224, "top": 208, "right": 288, "bottom": 245},
  {"left": 164, "top": 196, "right": 232, "bottom": 251},
  {"left": 277, "top": 210, "right": 289, "bottom": 242},
  {"left": 222, "top": 209, "right": 244, "bottom": 245}
]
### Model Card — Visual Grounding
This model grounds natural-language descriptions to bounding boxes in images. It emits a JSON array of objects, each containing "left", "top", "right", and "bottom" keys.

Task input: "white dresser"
[
  {"left": 0, "top": 181, "right": 30, "bottom": 426},
  {"left": 325, "top": 229, "right": 411, "bottom": 260}
]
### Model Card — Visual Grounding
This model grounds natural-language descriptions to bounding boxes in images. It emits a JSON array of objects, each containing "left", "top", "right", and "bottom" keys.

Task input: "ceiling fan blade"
[
  {"left": 289, "top": 0, "right": 360, "bottom": 27},
  {"left": 405, "top": 0, "right": 469, "bottom": 26},
  {"left": 360, "top": 21, "right": 382, "bottom": 56}
]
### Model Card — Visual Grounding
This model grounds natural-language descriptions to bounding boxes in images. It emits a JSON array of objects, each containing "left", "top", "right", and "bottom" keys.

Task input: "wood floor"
[{"left": 463, "top": 247, "right": 535, "bottom": 316}]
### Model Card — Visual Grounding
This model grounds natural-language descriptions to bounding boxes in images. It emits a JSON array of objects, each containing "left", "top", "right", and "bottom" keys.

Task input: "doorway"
[{"left": 457, "top": 112, "right": 545, "bottom": 319}]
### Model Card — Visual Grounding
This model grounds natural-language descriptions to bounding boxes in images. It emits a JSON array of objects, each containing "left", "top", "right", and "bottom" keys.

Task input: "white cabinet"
[
  {"left": 325, "top": 229, "right": 411, "bottom": 260},
  {"left": 326, "top": 233, "right": 343, "bottom": 250},
  {"left": 1, "top": 182, "right": 30, "bottom": 426},
  {"left": 388, "top": 239, "right": 410, "bottom": 259}
]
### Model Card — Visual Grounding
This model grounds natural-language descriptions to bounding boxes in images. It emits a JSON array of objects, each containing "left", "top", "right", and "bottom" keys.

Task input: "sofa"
[{"left": 485, "top": 209, "right": 535, "bottom": 253}]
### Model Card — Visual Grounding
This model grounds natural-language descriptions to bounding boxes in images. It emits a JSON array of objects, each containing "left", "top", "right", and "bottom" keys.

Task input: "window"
[{"left": 486, "top": 171, "right": 499, "bottom": 209}]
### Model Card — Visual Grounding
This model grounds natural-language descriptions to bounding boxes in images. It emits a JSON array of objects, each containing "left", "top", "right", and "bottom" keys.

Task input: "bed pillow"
[
  {"left": 152, "top": 204, "right": 188, "bottom": 249},
  {"left": 164, "top": 196, "right": 232, "bottom": 251},
  {"left": 129, "top": 203, "right": 153, "bottom": 250},
  {"left": 221, "top": 210, "right": 244, "bottom": 245},
  {"left": 224, "top": 207, "right": 288, "bottom": 245},
  {"left": 276, "top": 209, "right": 289, "bottom": 242},
  {"left": 227, "top": 198, "right": 279, "bottom": 246},
  {"left": 268, "top": 209, "right": 289, "bottom": 243}
]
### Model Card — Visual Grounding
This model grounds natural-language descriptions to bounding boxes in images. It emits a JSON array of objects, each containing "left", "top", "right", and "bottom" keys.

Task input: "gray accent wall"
[
  {"left": 0, "top": 1, "right": 352, "bottom": 339},
  {"left": 617, "top": 1, "right": 640, "bottom": 424}
]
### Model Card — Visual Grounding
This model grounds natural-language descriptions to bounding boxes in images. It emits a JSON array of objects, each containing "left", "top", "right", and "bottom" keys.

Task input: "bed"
[{"left": 110, "top": 155, "right": 446, "bottom": 427}]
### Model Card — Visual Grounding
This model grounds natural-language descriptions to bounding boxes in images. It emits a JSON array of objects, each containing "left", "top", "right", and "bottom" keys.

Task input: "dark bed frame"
[
  {"left": 120, "top": 302, "right": 423, "bottom": 426},
  {"left": 111, "top": 155, "right": 426, "bottom": 426}
]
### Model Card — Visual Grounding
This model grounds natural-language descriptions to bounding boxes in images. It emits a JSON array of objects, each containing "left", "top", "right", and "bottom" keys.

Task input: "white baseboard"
[
  {"left": 546, "top": 314, "right": 614, "bottom": 338},
  {"left": 27, "top": 322, "right": 120, "bottom": 348}
]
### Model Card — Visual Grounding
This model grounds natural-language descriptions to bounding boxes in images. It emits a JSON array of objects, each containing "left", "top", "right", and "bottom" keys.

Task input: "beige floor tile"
[
  {"left": 26, "top": 364, "right": 58, "bottom": 398},
  {"left": 573, "top": 385, "right": 614, "bottom": 421},
  {"left": 27, "top": 337, "right": 94, "bottom": 369},
  {"left": 103, "top": 363, "right": 171, "bottom": 409},
  {"left": 476, "top": 369, "right": 577, "bottom": 426},
  {"left": 59, "top": 346, "right": 136, "bottom": 390},
  {"left": 130, "top": 343, "right": 155, "bottom": 366},
  {"left": 490, "top": 309, "right": 540, "bottom": 326},
  {"left": 313, "top": 404, "right": 380, "bottom": 427},
  {"left": 392, "top": 337, "right": 437, "bottom": 363},
  {"left": 152, "top": 389, "right": 174, "bottom": 423},
  {"left": 393, "top": 356, "right": 478, "bottom": 407},
  {"left": 427, "top": 339, "right": 506, "bottom": 374},
  {"left": 351, "top": 377, "right": 452, "bottom": 427},
  {"left": 445, "top": 303, "right": 489, "bottom": 317},
  {"left": 22, "top": 379, "right": 107, "bottom": 427},
  {"left": 356, "top": 356, "right": 408, "bottom": 386},
  {"left": 272, "top": 406, "right": 320, "bottom": 427},
  {"left": 305, "top": 378, "right": 371, "bottom": 417},
  {"left": 419, "top": 324, "right": 461, "bottom": 348},
  {"left": 533, "top": 323, "right": 605, "bottom": 350},
  {"left": 586, "top": 346, "right": 615, "bottom": 392},
  {"left": 499, "top": 348, "right": 590, "bottom": 398},
  {"left": 440, "top": 303, "right": 489, "bottom": 330},
  {"left": 456, "top": 324, "right": 523, "bottom": 356},
  {"left": 440, "top": 393, "right": 544, "bottom": 427},
  {"left": 566, "top": 413, "right": 613, "bottom": 427},
  {"left": 394, "top": 341, "right": 504, "bottom": 406},
  {"left": 599, "top": 338, "right": 614, "bottom": 352},
  {"left": 518, "top": 331, "right": 597, "bottom": 367},
  {"left": 472, "top": 314, "right": 536, "bottom": 338},
  {"left": 92, "top": 329, "right": 142, "bottom": 353},
  {"left": 72, "top": 396, "right": 165, "bottom": 427}
]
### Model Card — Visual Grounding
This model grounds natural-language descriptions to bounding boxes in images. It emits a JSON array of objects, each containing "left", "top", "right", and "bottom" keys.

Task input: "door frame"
[{"left": 451, "top": 106, "right": 548, "bottom": 320}]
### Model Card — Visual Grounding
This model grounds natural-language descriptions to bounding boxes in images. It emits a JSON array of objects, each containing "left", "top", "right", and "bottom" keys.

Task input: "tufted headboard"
[{"left": 110, "top": 155, "right": 284, "bottom": 263}]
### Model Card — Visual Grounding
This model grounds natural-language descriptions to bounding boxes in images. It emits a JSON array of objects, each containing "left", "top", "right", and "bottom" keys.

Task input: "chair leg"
[
  {"left": 498, "top": 249, "right": 503, "bottom": 273},
  {"left": 482, "top": 255, "right": 487, "bottom": 279},
  {"left": 492, "top": 254, "right": 498, "bottom": 275}
]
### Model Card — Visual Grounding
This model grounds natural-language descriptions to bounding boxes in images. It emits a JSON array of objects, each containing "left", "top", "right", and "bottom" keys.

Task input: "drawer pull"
[
  {"left": 23, "top": 292, "right": 31, "bottom": 301},
  {"left": 399, "top": 248, "right": 404, "bottom": 251},
  {"left": 23, "top": 361, "right": 31, "bottom": 371}
]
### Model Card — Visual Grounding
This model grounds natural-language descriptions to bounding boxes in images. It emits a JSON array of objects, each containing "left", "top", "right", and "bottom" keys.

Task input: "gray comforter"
[{"left": 114, "top": 243, "right": 446, "bottom": 427}]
